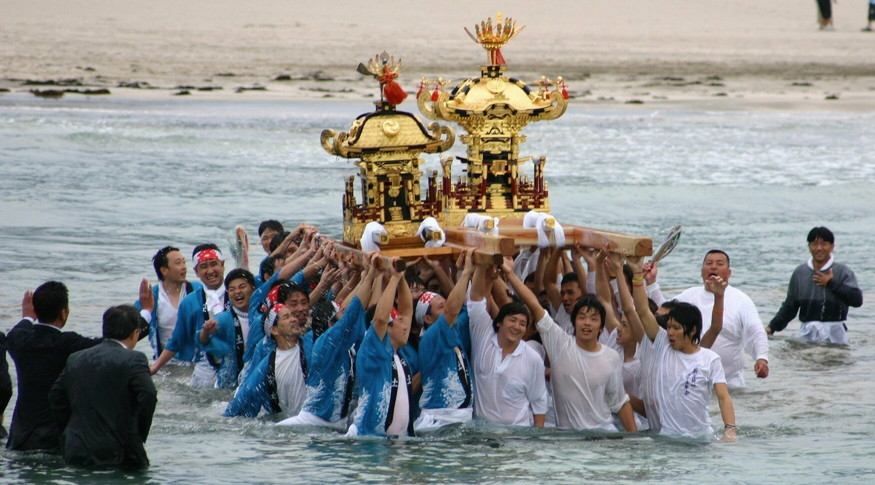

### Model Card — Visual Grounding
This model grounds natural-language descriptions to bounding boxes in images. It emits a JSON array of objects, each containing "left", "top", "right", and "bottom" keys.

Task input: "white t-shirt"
[
  {"left": 598, "top": 327, "right": 623, "bottom": 355},
  {"left": 622, "top": 357, "right": 642, "bottom": 399},
  {"left": 638, "top": 327, "right": 726, "bottom": 438},
  {"left": 467, "top": 299, "right": 548, "bottom": 426},
  {"left": 536, "top": 313, "right": 629, "bottom": 430},
  {"left": 674, "top": 285, "right": 768, "bottom": 389},
  {"left": 275, "top": 346, "right": 307, "bottom": 417},
  {"left": 385, "top": 353, "right": 410, "bottom": 436}
]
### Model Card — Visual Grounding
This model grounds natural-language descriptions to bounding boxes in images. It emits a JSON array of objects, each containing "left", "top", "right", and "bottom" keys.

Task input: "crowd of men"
[{"left": 0, "top": 221, "right": 863, "bottom": 469}]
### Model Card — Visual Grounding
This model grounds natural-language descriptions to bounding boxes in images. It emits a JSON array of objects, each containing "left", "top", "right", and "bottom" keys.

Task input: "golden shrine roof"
[
  {"left": 445, "top": 75, "right": 558, "bottom": 114},
  {"left": 321, "top": 106, "right": 454, "bottom": 158}
]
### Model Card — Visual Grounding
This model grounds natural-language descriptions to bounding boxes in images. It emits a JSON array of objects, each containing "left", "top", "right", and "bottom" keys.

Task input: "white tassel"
[
  {"left": 360, "top": 221, "right": 387, "bottom": 253},
  {"left": 462, "top": 214, "right": 499, "bottom": 236},
  {"left": 416, "top": 217, "right": 445, "bottom": 248}
]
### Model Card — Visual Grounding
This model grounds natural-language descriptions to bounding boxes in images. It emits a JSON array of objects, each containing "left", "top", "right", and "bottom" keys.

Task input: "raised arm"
[
  {"left": 614, "top": 256, "right": 643, "bottom": 344},
  {"left": 423, "top": 257, "right": 454, "bottom": 297},
  {"left": 570, "top": 244, "right": 590, "bottom": 296},
  {"left": 372, "top": 259, "right": 403, "bottom": 340},
  {"left": 396, "top": 264, "right": 413, "bottom": 324},
  {"left": 502, "top": 256, "right": 546, "bottom": 322},
  {"left": 627, "top": 256, "right": 659, "bottom": 342},
  {"left": 700, "top": 275, "right": 727, "bottom": 348},
  {"left": 595, "top": 250, "right": 621, "bottom": 334},
  {"left": 542, "top": 248, "right": 562, "bottom": 312},
  {"left": 445, "top": 249, "right": 476, "bottom": 326},
  {"left": 344, "top": 253, "right": 377, "bottom": 309}
]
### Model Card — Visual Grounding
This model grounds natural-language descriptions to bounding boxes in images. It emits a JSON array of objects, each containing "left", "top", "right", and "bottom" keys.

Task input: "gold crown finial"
[{"left": 464, "top": 12, "right": 526, "bottom": 66}]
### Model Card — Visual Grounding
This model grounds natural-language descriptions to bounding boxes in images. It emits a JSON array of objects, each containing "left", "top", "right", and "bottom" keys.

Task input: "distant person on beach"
[
  {"left": 48, "top": 305, "right": 156, "bottom": 470},
  {"left": 5, "top": 282, "right": 102, "bottom": 451},
  {"left": 646, "top": 250, "right": 769, "bottom": 389},
  {"left": 766, "top": 227, "right": 863, "bottom": 344},
  {"left": 150, "top": 244, "right": 227, "bottom": 386},
  {"left": 817, "top": 0, "right": 836, "bottom": 30},
  {"left": 135, "top": 246, "right": 202, "bottom": 362},
  {"left": 863, "top": 0, "right": 875, "bottom": 31}
]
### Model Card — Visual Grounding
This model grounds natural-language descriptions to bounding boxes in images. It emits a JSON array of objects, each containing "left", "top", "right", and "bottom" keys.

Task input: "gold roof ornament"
[
  {"left": 323, "top": 53, "right": 454, "bottom": 246},
  {"left": 418, "top": 12, "right": 569, "bottom": 227},
  {"left": 464, "top": 11, "right": 525, "bottom": 67}
]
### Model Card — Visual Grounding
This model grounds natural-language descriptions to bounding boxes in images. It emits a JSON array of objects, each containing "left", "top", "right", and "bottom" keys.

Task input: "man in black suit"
[
  {"left": 49, "top": 305, "right": 157, "bottom": 469},
  {"left": 0, "top": 330, "right": 11, "bottom": 440},
  {"left": 5, "top": 281, "right": 102, "bottom": 451}
]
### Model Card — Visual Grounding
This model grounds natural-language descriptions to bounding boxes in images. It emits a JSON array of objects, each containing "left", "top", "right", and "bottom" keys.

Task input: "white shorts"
[
  {"left": 413, "top": 407, "right": 473, "bottom": 433},
  {"left": 189, "top": 361, "right": 217, "bottom": 388},
  {"left": 799, "top": 321, "right": 848, "bottom": 345},
  {"left": 277, "top": 410, "right": 347, "bottom": 430}
]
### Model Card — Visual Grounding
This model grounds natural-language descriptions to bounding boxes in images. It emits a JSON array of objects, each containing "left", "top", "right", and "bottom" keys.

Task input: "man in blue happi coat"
[
  {"left": 198, "top": 269, "right": 257, "bottom": 389},
  {"left": 414, "top": 250, "right": 476, "bottom": 433},
  {"left": 346, "top": 258, "right": 419, "bottom": 438},
  {"left": 277, "top": 253, "right": 380, "bottom": 429},
  {"left": 149, "top": 244, "right": 226, "bottom": 387},
  {"left": 223, "top": 302, "right": 313, "bottom": 418}
]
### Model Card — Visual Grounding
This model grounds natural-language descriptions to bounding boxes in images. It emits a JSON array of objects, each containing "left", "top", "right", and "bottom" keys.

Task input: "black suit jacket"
[
  {"left": 5, "top": 319, "right": 101, "bottom": 451},
  {"left": 49, "top": 340, "right": 157, "bottom": 469},
  {"left": 0, "top": 331, "right": 12, "bottom": 440}
]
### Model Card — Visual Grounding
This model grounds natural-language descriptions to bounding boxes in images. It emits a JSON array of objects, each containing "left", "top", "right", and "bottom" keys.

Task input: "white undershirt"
[
  {"left": 233, "top": 307, "right": 250, "bottom": 346},
  {"left": 156, "top": 281, "right": 187, "bottom": 346},
  {"left": 275, "top": 346, "right": 307, "bottom": 416},
  {"left": 204, "top": 286, "right": 226, "bottom": 318},
  {"left": 385, "top": 353, "right": 410, "bottom": 436}
]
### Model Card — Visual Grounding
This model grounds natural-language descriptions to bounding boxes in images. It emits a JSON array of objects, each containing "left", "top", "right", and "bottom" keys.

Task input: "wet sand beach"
[{"left": 3, "top": 0, "right": 875, "bottom": 111}]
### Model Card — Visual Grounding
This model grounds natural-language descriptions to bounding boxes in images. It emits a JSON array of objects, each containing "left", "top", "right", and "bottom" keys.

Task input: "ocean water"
[{"left": 0, "top": 94, "right": 873, "bottom": 484}]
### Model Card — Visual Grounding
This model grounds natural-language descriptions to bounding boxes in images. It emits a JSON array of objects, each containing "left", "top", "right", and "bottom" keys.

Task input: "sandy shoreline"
[{"left": 3, "top": 0, "right": 875, "bottom": 112}]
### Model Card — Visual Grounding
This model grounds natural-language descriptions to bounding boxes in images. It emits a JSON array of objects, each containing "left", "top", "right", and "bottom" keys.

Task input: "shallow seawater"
[{"left": 0, "top": 95, "right": 873, "bottom": 484}]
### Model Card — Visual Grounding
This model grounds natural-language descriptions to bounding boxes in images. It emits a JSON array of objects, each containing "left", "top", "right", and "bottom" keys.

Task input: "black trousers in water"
[{"left": 817, "top": 0, "right": 832, "bottom": 20}]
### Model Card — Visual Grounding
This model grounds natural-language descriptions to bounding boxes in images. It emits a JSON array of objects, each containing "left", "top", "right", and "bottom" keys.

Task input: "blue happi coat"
[
  {"left": 223, "top": 334, "right": 314, "bottom": 418},
  {"left": 418, "top": 306, "right": 474, "bottom": 411},
  {"left": 351, "top": 326, "right": 419, "bottom": 437},
  {"left": 165, "top": 287, "right": 217, "bottom": 363},
  {"left": 300, "top": 295, "right": 367, "bottom": 423},
  {"left": 201, "top": 309, "right": 247, "bottom": 389}
]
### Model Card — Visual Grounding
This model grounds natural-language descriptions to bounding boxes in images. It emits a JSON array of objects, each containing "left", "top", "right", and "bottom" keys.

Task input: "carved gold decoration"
[
  {"left": 325, "top": 17, "right": 651, "bottom": 259},
  {"left": 382, "top": 119, "right": 401, "bottom": 136}
]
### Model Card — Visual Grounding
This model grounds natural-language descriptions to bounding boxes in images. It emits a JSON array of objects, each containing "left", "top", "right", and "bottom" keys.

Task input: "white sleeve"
[
  {"left": 526, "top": 355, "right": 548, "bottom": 415},
  {"left": 607, "top": 359, "right": 631, "bottom": 414},
  {"left": 646, "top": 282, "right": 665, "bottom": 306},
  {"left": 739, "top": 297, "right": 769, "bottom": 362},
  {"left": 513, "top": 248, "right": 535, "bottom": 281},
  {"left": 466, "top": 298, "right": 493, "bottom": 348},
  {"left": 535, "top": 312, "right": 565, "bottom": 360},
  {"left": 586, "top": 271, "right": 597, "bottom": 295}
]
